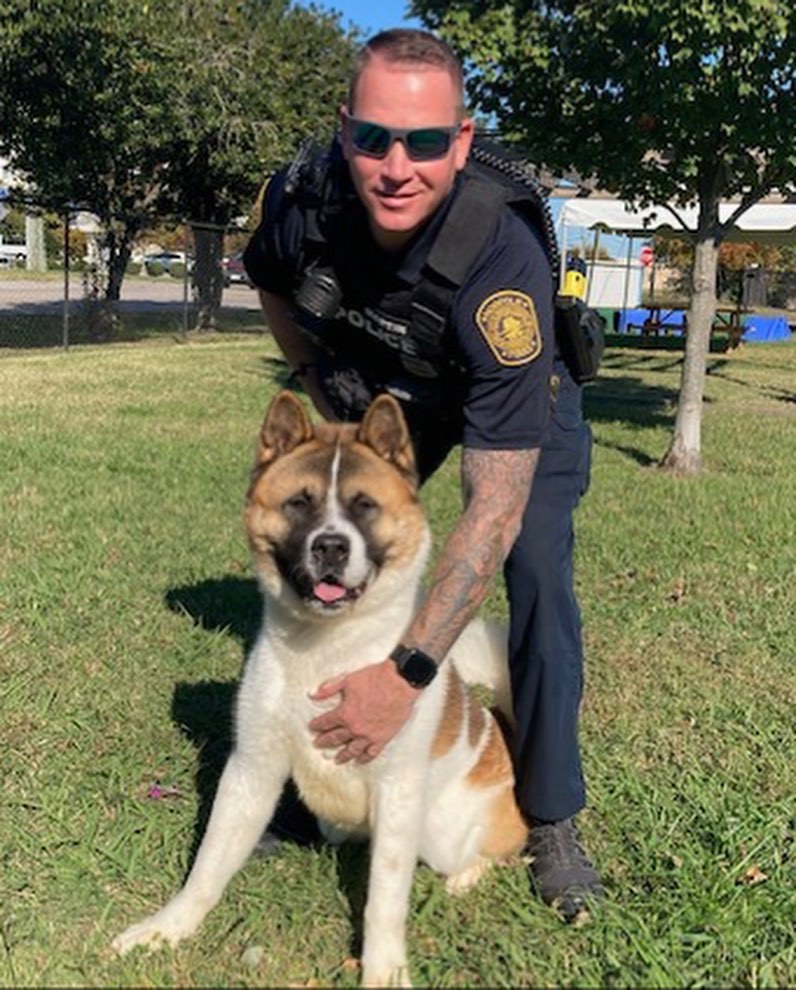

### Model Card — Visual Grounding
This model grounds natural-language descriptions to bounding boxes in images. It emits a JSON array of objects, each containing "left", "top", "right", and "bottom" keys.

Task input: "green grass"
[{"left": 1, "top": 335, "right": 794, "bottom": 987}]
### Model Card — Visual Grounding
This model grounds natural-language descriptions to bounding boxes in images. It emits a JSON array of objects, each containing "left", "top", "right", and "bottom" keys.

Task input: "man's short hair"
[{"left": 348, "top": 28, "right": 466, "bottom": 120}]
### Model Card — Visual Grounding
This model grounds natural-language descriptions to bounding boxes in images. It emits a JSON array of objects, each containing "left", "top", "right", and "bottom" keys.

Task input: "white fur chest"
[{"left": 235, "top": 608, "right": 414, "bottom": 832}]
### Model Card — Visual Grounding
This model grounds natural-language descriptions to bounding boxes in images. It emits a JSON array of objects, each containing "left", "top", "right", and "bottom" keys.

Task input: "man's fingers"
[
  {"left": 354, "top": 746, "right": 379, "bottom": 765},
  {"left": 336, "top": 737, "right": 370, "bottom": 764},
  {"left": 312, "top": 726, "right": 350, "bottom": 749},
  {"left": 309, "top": 710, "right": 343, "bottom": 733},
  {"left": 309, "top": 675, "right": 347, "bottom": 701}
]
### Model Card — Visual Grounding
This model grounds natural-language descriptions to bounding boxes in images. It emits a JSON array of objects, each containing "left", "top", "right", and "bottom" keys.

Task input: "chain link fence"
[{"left": 0, "top": 213, "right": 265, "bottom": 351}]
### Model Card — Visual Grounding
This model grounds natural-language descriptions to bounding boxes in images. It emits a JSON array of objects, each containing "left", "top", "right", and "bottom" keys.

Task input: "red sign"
[{"left": 640, "top": 245, "right": 654, "bottom": 267}]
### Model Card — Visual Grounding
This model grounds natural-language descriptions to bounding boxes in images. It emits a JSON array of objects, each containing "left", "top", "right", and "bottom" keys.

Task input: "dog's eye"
[
  {"left": 284, "top": 490, "right": 314, "bottom": 514},
  {"left": 349, "top": 492, "right": 379, "bottom": 519}
]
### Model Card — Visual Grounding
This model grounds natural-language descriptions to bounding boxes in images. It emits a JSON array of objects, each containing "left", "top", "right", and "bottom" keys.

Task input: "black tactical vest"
[{"left": 284, "top": 136, "right": 603, "bottom": 387}]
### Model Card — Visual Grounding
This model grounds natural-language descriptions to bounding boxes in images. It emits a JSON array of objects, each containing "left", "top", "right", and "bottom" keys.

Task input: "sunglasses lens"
[
  {"left": 406, "top": 128, "right": 453, "bottom": 160},
  {"left": 351, "top": 121, "right": 391, "bottom": 157},
  {"left": 348, "top": 119, "right": 457, "bottom": 161}
]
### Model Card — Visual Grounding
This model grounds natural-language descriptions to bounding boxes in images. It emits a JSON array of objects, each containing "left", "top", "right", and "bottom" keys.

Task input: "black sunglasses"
[{"left": 345, "top": 116, "right": 460, "bottom": 161}]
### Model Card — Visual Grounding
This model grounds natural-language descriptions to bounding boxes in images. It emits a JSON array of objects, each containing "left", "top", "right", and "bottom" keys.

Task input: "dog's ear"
[
  {"left": 357, "top": 394, "right": 418, "bottom": 484},
  {"left": 256, "top": 390, "right": 314, "bottom": 469}
]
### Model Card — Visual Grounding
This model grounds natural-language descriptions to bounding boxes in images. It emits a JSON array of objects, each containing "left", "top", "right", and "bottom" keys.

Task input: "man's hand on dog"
[{"left": 309, "top": 660, "right": 421, "bottom": 764}]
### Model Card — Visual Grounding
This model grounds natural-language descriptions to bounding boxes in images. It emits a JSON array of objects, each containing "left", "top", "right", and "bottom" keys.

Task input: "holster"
[{"left": 554, "top": 295, "right": 606, "bottom": 384}]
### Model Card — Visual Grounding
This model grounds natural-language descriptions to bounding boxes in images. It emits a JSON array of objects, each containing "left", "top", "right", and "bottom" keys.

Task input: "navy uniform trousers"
[{"left": 502, "top": 365, "right": 591, "bottom": 823}]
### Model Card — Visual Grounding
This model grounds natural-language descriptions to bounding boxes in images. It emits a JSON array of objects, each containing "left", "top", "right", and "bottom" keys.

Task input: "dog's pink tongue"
[{"left": 314, "top": 581, "right": 347, "bottom": 603}]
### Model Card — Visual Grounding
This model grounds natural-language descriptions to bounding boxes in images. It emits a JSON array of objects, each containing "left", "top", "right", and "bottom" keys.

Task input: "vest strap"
[{"left": 409, "top": 175, "right": 508, "bottom": 361}]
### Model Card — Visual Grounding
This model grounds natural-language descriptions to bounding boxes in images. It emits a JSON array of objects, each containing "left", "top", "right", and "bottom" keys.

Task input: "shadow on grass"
[
  {"left": 171, "top": 677, "right": 236, "bottom": 858},
  {"left": 259, "top": 353, "right": 297, "bottom": 390},
  {"left": 583, "top": 356, "right": 682, "bottom": 466},
  {"left": 0, "top": 305, "right": 266, "bottom": 349},
  {"left": 165, "top": 574, "right": 262, "bottom": 654},
  {"left": 169, "top": 666, "right": 368, "bottom": 954},
  {"left": 164, "top": 574, "right": 332, "bottom": 884},
  {"left": 705, "top": 365, "right": 796, "bottom": 405}
]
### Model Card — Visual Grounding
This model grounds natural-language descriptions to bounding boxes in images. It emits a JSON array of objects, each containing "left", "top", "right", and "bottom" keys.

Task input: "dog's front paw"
[
  {"left": 112, "top": 904, "right": 198, "bottom": 956},
  {"left": 361, "top": 963, "right": 412, "bottom": 988}
]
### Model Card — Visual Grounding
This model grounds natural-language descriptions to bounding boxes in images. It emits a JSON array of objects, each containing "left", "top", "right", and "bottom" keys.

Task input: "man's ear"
[
  {"left": 455, "top": 116, "right": 475, "bottom": 171},
  {"left": 340, "top": 105, "right": 352, "bottom": 161}
]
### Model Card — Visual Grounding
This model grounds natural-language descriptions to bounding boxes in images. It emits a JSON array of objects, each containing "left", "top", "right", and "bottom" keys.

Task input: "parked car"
[
  {"left": 0, "top": 240, "right": 27, "bottom": 266},
  {"left": 222, "top": 251, "right": 253, "bottom": 287},
  {"left": 143, "top": 251, "right": 188, "bottom": 275}
]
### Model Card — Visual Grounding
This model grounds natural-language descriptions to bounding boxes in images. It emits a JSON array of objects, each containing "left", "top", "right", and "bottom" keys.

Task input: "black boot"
[{"left": 527, "top": 817, "right": 605, "bottom": 922}]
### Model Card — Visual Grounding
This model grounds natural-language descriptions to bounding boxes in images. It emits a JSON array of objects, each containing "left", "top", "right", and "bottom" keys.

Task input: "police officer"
[{"left": 243, "top": 27, "right": 604, "bottom": 920}]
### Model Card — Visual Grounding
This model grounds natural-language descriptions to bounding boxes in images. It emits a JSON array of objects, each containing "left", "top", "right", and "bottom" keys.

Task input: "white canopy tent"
[
  {"left": 558, "top": 198, "right": 796, "bottom": 244},
  {"left": 556, "top": 197, "right": 796, "bottom": 313}
]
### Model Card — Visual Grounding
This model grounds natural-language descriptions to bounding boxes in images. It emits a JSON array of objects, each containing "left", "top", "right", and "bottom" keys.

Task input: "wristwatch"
[{"left": 390, "top": 644, "right": 438, "bottom": 688}]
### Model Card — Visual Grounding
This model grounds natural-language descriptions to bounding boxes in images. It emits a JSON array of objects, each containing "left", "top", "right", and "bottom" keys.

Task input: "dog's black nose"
[{"left": 311, "top": 532, "right": 350, "bottom": 570}]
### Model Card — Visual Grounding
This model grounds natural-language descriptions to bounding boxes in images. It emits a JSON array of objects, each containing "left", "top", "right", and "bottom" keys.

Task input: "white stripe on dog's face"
[{"left": 303, "top": 442, "right": 372, "bottom": 603}]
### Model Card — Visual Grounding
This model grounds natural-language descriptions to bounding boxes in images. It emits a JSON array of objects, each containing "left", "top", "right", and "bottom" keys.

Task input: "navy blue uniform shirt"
[{"left": 244, "top": 162, "right": 555, "bottom": 456}]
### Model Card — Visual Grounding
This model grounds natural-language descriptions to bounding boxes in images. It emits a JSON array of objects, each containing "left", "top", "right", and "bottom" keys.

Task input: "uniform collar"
[{"left": 350, "top": 172, "right": 465, "bottom": 286}]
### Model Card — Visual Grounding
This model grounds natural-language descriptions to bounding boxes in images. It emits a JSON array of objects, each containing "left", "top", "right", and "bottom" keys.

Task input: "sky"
[{"left": 299, "top": 0, "right": 422, "bottom": 36}]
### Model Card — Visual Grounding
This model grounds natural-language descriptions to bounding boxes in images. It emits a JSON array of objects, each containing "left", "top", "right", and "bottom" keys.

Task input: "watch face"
[{"left": 392, "top": 646, "right": 437, "bottom": 687}]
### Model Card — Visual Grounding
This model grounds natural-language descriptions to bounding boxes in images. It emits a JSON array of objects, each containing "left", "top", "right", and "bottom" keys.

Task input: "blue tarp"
[
  {"left": 615, "top": 308, "right": 792, "bottom": 342},
  {"left": 741, "top": 315, "right": 791, "bottom": 342}
]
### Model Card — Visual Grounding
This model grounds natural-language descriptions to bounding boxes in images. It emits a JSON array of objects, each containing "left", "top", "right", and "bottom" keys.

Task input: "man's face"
[{"left": 341, "top": 54, "right": 473, "bottom": 251}]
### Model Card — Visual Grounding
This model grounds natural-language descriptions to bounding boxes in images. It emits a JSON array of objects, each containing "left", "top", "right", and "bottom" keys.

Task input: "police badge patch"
[{"left": 475, "top": 290, "right": 542, "bottom": 366}]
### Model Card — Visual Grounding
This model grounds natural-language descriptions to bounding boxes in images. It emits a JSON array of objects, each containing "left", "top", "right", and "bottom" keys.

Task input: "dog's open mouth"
[{"left": 312, "top": 578, "right": 366, "bottom": 608}]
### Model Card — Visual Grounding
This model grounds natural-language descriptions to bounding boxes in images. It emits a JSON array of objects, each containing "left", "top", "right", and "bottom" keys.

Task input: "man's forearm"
[
  {"left": 259, "top": 289, "right": 339, "bottom": 421},
  {"left": 402, "top": 446, "right": 540, "bottom": 662}
]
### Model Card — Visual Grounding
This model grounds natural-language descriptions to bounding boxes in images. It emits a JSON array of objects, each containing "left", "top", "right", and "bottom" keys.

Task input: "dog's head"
[{"left": 245, "top": 390, "right": 430, "bottom": 618}]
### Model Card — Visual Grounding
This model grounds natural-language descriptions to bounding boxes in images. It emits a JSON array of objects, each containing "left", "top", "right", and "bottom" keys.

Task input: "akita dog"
[{"left": 113, "top": 390, "right": 528, "bottom": 987}]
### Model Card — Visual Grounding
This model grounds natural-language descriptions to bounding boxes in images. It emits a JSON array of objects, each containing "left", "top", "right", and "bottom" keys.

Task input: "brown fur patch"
[
  {"left": 466, "top": 712, "right": 513, "bottom": 789},
  {"left": 467, "top": 711, "right": 528, "bottom": 859},
  {"left": 431, "top": 669, "right": 466, "bottom": 760},
  {"left": 479, "top": 785, "right": 529, "bottom": 860},
  {"left": 467, "top": 693, "right": 486, "bottom": 748}
]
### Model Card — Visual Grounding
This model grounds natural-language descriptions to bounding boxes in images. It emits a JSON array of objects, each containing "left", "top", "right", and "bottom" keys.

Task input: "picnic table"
[
  {"left": 620, "top": 305, "right": 747, "bottom": 348},
  {"left": 711, "top": 306, "right": 746, "bottom": 348}
]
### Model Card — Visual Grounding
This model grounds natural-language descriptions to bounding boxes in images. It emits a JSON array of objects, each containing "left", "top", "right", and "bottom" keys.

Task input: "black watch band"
[{"left": 390, "top": 644, "right": 438, "bottom": 688}]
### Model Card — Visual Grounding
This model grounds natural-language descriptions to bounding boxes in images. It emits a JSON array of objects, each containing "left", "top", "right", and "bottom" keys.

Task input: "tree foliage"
[
  {"left": 413, "top": 0, "right": 796, "bottom": 472},
  {"left": 155, "top": 0, "right": 357, "bottom": 327},
  {"left": 0, "top": 0, "right": 177, "bottom": 308},
  {"left": 0, "top": 0, "right": 357, "bottom": 325}
]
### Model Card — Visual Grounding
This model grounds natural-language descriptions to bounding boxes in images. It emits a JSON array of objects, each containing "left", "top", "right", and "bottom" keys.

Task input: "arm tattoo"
[{"left": 404, "top": 447, "right": 539, "bottom": 661}]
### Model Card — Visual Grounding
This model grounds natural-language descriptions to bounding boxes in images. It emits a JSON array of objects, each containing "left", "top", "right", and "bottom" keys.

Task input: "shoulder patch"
[{"left": 475, "top": 290, "right": 542, "bottom": 366}]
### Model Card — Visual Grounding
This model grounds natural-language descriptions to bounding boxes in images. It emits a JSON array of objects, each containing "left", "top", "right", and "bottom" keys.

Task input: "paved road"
[{"left": 0, "top": 275, "right": 260, "bottom": 314}]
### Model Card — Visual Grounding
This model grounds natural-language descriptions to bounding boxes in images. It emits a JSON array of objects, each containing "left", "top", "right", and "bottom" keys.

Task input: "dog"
[{"left": 112, "top": 390, "right": 528, "bottom": 987}]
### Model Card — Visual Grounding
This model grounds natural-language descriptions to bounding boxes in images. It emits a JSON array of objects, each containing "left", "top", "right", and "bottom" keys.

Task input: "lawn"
[{"left": 1, "top": 334, "right": 794, "bottom": 987}]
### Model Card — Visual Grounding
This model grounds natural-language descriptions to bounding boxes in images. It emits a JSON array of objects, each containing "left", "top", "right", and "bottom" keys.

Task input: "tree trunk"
[
  {"left": 192, "top": 223, "right": 225, "bottom": 331},
  {"left": 659, "top": 217, "right": 720, "bottom": 476},
  {"left": 105, "top": 230, "right": 134, "bottom": 303}
]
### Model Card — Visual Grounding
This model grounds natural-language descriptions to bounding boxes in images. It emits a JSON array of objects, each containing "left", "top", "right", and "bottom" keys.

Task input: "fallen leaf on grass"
[
  {"left": 667, "top": 577, "right": 686, "bottom": 604},
  {"left": 737, "top": 864, "right": 768, "bottom": 886},
  {"left": 146, "top": 783, "right": 182, "bottom": 800}
]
